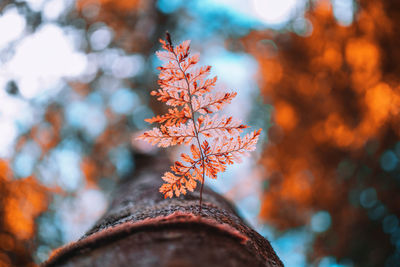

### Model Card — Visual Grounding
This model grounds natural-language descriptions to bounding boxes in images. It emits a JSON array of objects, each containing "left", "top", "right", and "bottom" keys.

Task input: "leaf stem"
[{"left": 172, "top": 47, "right": 206, "bottom": 213}]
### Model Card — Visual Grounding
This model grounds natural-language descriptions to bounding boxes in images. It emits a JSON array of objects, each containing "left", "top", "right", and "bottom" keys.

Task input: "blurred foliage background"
[{"left": 0, "top": 0, "right": 399, "bottom": 266}]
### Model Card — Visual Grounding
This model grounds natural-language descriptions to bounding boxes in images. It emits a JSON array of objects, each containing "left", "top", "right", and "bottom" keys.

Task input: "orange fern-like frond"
[{"left": 136, "top": 32, "right": 261, "bottom": 208}]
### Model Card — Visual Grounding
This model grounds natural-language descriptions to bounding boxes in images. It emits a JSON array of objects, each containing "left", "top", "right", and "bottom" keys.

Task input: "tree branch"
[{"left": 44, "top": 154, "right": 283, "bottom": 267}]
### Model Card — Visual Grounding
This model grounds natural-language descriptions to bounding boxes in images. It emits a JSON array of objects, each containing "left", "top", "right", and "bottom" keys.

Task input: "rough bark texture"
[{"left": 44, "top": 154, "right": 283, "bottom": 267}]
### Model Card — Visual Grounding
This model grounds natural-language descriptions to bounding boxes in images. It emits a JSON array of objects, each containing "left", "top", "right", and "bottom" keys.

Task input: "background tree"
[{"left": 243, "top": 0, "right": 400, "bottom": 266}]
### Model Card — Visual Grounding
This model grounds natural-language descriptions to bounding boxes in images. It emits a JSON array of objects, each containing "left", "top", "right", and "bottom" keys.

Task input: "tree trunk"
[{"left": 44, "top": 154, "right": 283, "bottom": 267}]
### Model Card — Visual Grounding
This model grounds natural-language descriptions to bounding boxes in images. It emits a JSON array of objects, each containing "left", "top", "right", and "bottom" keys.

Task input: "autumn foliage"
[
  {"left": 243, "top": 0, "right": 400, "bottom": 265},
  {"left": 137, "top": 34, "right": 261, "bottom": 202},
  {"left": 0, "top": 160, "right": 49, "bottom": 266}
]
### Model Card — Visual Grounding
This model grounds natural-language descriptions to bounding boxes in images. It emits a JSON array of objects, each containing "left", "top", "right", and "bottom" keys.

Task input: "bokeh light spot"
[
  {"left": 292, "top": 17, "right": 313, "bottom": 37},
  {"left": 25, "top": 0, "right": 46, "bottom": 11},
  {"left": 0, "top": 119, "right": 18, "bottom": 157},
  {"left": 359, "top": 188, "right": 377, "bottom": 209},
  {"left": 53, "top": 147, "right": 82, "bottom": 191},
  {"left": 157, "top": 0, "right": 183, "bottom": 13},
  {"left": 132, "top": 106, "right": 154, "bottom": 129},
  {"left": 111, "top": 55, "right": 144, "bottom": 78},
  {"left": 0, "top": 7, "right": 26, "bottom": 50},
  {"left": 274, "top": 101, "right": 298, "bottom": 131},
  {"left": 252, "top": 0, "right": 299, "bottom": 26},
  {"left": 109, "top": 146, "right": 134, "bottom": 176},
  {"left": 43, "top": 0, "right": 68, "bottom": 21},
  {"left": 109, "top": 88, "right": 139, "bottom": 115},
  {"left": 13, "top": 152, "right": 35, "bottom": 178},
  {"left": 383, "top": 215, "right": 399, "bottom": 234},
  {"left": 368, "top": 204, "right": 386, "bottom": 220},
  {"left": 5, "top": 24, "right": 87, "bottom": 99},
  {"left": 332, "top": 0, "right": 354, "bottom": 26},
  {"left": 311, "top": 211, "right": 332, "bottom": 233},
  {"left": 318, "top": 256, "right": 350, "bottom": 267},
  {"left": 380, "top": 150, "right": 398, "bottom": 172},
  {"left": 390, "top": 228, "right": 400, "bottom": 246},
  {"left": 66, "top": 101, "right": 107, "bottom": 138},
  {"left": 271, "top": 229, "right": 310, "bottom": 267},
  {"left": 89, "top": 26, "right": 113, "bottom": 51}
]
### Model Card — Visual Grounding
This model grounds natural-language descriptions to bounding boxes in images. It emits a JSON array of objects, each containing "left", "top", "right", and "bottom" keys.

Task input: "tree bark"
[{"left": 44, "top": 154, "right": 283, "bottom": 267}]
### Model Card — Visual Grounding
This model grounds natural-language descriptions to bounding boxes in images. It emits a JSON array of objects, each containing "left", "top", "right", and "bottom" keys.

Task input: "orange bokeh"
[
  {"left": 76, "top": 0, "right": 141, "bottom": 12},
  {"left": 0, "top": 160, "right": 49, "bottom": 265},
  {"left": 4, "top": 177, "right": 48, "bottom": 240},
  {"left": 244, "top": 0, "right": 400, "bottom": 264},
  {"left": 274, "top": 101, "right": 298, "bottom": 131}
]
